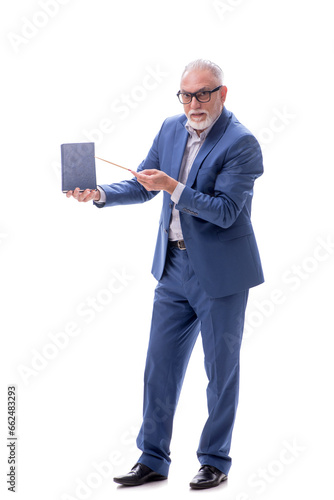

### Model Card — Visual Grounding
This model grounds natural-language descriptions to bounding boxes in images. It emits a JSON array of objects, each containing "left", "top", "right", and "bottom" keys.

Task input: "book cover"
[{"left": 61, "top": 142, "right": 97, "bottom": 192}]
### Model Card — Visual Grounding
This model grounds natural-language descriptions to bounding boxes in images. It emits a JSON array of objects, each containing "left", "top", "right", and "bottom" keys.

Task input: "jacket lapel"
[
  {"left": 170, "top": 117, "right": 189, "bottom": 181},
  {"left": 186, "top": 107, "right": 231, "bottom": 188}
]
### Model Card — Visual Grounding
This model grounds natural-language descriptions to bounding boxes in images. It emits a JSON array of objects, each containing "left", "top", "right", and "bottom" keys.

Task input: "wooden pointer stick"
[{"left": 95, "top": 156, "right": 131, "bottom": 172}]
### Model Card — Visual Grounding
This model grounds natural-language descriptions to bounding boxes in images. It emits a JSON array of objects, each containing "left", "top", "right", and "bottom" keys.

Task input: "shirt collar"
[{"left": 185, "top": 111, "right": 222, "bottom": 140}]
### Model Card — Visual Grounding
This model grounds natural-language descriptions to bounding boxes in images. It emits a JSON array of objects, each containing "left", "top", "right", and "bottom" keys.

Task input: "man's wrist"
[
  {"left": 96, "top": 186, "right": 105, "bottom": 202},
  {"left": 165, "top": 178, "right": 178, "bottom": 195}
]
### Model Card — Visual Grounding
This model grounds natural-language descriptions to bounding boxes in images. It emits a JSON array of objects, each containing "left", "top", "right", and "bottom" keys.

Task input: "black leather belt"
[{"left": 169, "top": 239, "right": 186, "bottom": 250}]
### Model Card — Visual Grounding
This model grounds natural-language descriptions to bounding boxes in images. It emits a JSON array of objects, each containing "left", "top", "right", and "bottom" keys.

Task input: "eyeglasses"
[{"left": 176, "top": 86, "right": 222, "bottom": 104}]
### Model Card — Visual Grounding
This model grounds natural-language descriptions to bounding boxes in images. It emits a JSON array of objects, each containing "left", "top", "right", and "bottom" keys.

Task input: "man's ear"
[{"left": 221, "top": 86, "right": 228, "bottom": 103}]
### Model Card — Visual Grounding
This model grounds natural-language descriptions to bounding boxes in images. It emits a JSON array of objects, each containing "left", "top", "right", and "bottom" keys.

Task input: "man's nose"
[{"left": 190, "top": 96, "right": 201, "bottom": 109}]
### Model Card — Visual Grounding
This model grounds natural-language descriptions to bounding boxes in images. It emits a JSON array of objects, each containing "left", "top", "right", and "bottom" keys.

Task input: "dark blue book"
[{"left": 61, "top": 142, "right": 97, "bottom": 192}]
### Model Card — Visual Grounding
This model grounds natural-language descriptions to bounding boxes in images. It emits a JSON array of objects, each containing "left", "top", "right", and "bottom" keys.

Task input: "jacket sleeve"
[
  {"left": 94, "top": 125, "right": 163, "bottom": 208},
  {"left": 175, "top": 134, "right": 263, "bottom": 229}
]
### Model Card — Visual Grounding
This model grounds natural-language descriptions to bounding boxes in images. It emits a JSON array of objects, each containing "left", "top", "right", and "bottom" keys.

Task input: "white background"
[{"left": 1, "top": 0, "right": 333, "bottom": 499}]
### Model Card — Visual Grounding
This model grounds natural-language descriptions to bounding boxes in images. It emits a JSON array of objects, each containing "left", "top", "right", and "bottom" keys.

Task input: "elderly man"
[{"left": 67, "top": 59, "right": 264, "bottom": 489}]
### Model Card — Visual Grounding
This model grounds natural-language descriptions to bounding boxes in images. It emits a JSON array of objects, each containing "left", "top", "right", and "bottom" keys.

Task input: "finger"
[
  {"left": 83, "top": 190, "right": 96, "bottom": 202},
  {"left": 73, "top": 189, "right": 86, "bottom": 202},
  {"left": 133, "top": 174, "right": 145, "bottom": 185},
  {"left": 136, "top": 177, "right": 149, "bottom": 187},
  {"left": 66, "top": 191, "right": 73, "bottom": 198},
  {"left": 139, "top": 169, "right": 157, "bottom": 176},
  {"left": 79, "top": 189, "right": 92, "bottom": 202},
  {"left": 72, "top": 188, "right": 81, "bottom": 199},
  {"left": 137, "top": 179, "right": 157, "bottom": 192},
  {"left": 134, "top": 172, "right": 148, "bottom": 182},
  {"left": 134, "top": 176, "right": 147, "bottom": 188},
  {"left": 134, "top": 169, "right": 157, "bottom": 179}
]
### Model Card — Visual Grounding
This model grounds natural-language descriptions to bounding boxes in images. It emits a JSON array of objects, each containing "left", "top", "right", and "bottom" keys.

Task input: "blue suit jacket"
[{"left": 96, "top": 107, "right": 264, "bottom": 297}]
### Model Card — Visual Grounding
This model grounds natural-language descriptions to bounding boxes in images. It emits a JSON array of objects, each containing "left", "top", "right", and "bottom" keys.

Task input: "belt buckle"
[{"left": 177, "top": 240, "right": 186, "bottom": 250}]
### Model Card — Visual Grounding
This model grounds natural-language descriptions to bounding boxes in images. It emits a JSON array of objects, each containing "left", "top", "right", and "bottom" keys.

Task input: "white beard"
[{"left": 187, "top": 110, "right": 214, "bottom": 131}]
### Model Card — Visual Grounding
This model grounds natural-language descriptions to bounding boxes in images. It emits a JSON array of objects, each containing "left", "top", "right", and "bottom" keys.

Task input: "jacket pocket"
[{"left": 216, "top": 222, "right": 253, "bottom": 241}]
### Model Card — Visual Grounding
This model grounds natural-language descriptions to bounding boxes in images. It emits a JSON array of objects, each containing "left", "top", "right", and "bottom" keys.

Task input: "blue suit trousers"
[{"left": 136, "top": 244, "right": 249, "bottom": 477}]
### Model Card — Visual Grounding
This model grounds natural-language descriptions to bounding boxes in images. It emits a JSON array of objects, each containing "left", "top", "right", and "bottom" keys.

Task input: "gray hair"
[{"left": 181, "top": 59, "right": 224, "bottom": 85}]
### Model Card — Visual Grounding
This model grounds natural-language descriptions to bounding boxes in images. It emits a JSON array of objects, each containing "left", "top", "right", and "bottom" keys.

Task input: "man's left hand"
[{"left": 131, "top": 169, "right": 178, "bottom": 195}]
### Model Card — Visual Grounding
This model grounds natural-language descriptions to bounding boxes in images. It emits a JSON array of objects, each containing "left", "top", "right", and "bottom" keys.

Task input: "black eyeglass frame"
[{"left": 176, "top": 85, "right": 222, "bottom": 104}]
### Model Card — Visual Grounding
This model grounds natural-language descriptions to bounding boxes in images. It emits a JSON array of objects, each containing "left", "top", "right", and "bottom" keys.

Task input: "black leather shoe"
[
  {"left": 189, "top": 465, "right": 227, "bottom": 489},
  {"left": 113, "top": 463, "right": 167, "bottom": 486}
]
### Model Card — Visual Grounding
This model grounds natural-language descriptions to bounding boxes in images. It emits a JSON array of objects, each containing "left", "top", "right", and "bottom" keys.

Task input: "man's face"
[{"left": 180, "top": 69, "right": 227, "bottom": 133}]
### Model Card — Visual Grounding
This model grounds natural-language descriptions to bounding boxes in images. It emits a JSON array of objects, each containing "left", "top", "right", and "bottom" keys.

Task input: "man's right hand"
[{"left": 66, "top": 188, "right": 101, "bottom": 203}]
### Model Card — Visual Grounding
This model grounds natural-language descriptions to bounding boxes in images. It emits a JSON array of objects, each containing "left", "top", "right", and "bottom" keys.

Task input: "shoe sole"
[
  {"left": 190, "top": 476, "right": 228, "bottom": 490},
  {"left": 114, "top": 475, "right": 167, "bottom": 487}
]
